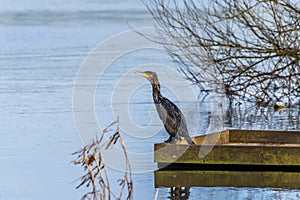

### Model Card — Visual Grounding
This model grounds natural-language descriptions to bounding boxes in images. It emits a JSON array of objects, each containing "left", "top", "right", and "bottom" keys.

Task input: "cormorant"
[{"left": 136, "top": 71, "right": 195, "bottom": 145}]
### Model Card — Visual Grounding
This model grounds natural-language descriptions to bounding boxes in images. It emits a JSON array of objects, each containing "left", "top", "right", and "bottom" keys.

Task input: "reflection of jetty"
[
  {"left": 155, "top": 170, "right": 300, "bottom": 189},
  {"left": 154, "top": 129, "right": 300, "bottom": 169}
]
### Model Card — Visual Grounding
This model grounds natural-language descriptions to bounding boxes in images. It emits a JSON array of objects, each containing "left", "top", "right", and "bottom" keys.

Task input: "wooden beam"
[{"left": 155, "top": 170, "right": 300, "bottom": 189}]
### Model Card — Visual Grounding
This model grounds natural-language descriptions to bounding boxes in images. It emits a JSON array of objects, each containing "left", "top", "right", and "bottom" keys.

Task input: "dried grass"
[{"left": 73, "top": 118, "right": 133, "bottom": 200}]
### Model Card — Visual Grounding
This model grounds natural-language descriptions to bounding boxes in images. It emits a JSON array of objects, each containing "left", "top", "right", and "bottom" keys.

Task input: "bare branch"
[{"left": 145, "top": 0, "right": 300, "bottom": 106}]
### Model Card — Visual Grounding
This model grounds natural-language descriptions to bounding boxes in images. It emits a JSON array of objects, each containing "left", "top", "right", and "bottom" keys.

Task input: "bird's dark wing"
[
  {"left": 155, "top": 97, "right": 184, "bottom": 137},
  {"left": 155, "top": 96, "right": 194, "bottom": 144}
]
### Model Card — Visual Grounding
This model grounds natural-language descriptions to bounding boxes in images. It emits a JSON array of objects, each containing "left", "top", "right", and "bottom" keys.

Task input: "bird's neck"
[{"left": 152, "top": 83, "right": 161, "bottom": 100}]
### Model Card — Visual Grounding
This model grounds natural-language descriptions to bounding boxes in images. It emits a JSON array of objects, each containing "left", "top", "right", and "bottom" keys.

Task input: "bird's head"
[{"left": 135, "top": 71, "right": 159, "bottom": 85}]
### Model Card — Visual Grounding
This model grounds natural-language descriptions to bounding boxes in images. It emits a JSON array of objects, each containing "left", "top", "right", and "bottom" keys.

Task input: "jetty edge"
[{"left": 154, "top": 129, "right": 300, "bottom": 170}]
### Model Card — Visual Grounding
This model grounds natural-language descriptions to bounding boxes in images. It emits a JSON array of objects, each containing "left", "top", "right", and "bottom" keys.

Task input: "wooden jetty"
[{"left": 154, "top": 129, "right": 300, "bottom": 170}]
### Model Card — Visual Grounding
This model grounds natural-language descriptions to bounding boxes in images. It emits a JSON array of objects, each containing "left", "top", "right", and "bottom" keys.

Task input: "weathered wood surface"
[
  {"left": 228, "top": 129, "right": 300, "bottom": 144},
  {"left": 154, "top": 129, "right": 300, "bottom": 168},
  {"left": 155, "top": 170, "right": 300, "bottom": 189}
]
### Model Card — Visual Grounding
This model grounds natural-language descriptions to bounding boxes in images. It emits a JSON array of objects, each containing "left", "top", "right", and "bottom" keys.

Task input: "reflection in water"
[
  {"left": 198, "top": 93, "right": 300, "bottom": 132},
  {"left": 224, "top": 102, "right": 300, "bottom": 130},
  {"left": 155, "top": 170, "right": 300, "bottom": 199},
  {"left": 169, "top": 187, "right": 190, "bottom": 200}
]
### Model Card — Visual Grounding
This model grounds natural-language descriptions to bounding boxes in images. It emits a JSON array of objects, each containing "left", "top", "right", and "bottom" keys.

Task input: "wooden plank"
[
  {"left": 229, "top": 129, "right": 300, "bottom": 144},
  {"left": 154, "top": 143, "right": 300, "bottom": 166},
  {"left": 155, "top": 170, "right": 300, "bottom": 189},
  {"left": 189, "top": 129, "right": 300, "bottom": 145},
  {"left": 155, "top": 129, "right": 300, "bottom": 168},
  {"left": 191, "top": 130, "right": 229, "bottom": 145}
]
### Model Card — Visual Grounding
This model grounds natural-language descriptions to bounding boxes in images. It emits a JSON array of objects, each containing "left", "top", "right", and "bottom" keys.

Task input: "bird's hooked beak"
[{"left": 135, "top": 71, "right": 149, "bottom": 79}]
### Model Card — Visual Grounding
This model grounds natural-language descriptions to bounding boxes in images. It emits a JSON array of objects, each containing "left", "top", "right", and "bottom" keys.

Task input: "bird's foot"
[
  {"left": 169, "top": 139, "right": 176, "bottom": 144},
  {"left": 164, "top": 137, "right": 175, "bottom": 144},
  {"left": 164, "top": 140, "right": 176, "bottom": 144}
]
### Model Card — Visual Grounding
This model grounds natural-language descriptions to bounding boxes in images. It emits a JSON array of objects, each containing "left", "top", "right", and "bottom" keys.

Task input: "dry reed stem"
[{"left": 73, "top": 117, "right": 133, "bottom": 200}]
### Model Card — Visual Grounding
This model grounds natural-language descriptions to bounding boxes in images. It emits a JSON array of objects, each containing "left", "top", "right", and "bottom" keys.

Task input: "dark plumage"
[{"left": 136, "top": 71, "right": 194, "bottom": 145}]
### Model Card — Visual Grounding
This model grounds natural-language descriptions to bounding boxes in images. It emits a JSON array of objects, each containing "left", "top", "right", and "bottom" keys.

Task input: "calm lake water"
[{"left": 0, "top": 0, "right": 299, "bottom": 199}]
